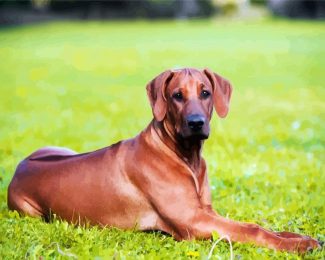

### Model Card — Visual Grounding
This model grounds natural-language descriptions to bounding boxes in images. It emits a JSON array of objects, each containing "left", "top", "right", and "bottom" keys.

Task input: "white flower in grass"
[{"left": 291, "top": 121, "right": 301, "bottom": 130}]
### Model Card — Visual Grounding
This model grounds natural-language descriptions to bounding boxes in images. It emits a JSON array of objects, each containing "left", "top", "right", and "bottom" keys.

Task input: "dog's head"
[{"left": 147, "top": 68, "right": 232, "bottom": 140}]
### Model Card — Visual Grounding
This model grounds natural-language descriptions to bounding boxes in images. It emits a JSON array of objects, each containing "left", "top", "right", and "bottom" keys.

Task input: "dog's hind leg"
[{"left": 7, "top": 188, "right": 44, "bottom": 218}]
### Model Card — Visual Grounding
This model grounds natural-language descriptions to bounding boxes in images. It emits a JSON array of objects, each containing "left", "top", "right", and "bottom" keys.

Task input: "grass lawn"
[{"left": 0, "top": 18, "right": 324, "bottom": 259}]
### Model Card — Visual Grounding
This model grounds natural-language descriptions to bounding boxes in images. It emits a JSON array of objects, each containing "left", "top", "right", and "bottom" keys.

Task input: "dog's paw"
[{"left": 296, "top": 236, "right": 321, "bottom": 253}]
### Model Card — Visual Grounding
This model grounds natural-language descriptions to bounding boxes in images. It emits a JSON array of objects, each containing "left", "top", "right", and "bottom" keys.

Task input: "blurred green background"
[{"left": 0, "top": 5, "right": 324, "bottom": 259}]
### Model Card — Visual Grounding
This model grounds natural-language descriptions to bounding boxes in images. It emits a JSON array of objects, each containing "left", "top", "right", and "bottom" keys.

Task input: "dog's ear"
[
  {"left": 146, "top": 70, "right": 174, "bottom": 121},
  {"left": 203, "top": 68, "right": 233, "bottom": 118}
]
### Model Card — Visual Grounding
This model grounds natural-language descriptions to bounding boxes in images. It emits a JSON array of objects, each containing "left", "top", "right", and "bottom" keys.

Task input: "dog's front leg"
[
  {"left": 130, "top": 167, "right": 320, "bottom": 252},
  {"left": 193, "top": 211, "right": 320, "bottom": 253}
]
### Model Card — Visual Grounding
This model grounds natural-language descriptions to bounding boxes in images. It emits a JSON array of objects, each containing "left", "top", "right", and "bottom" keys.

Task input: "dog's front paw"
[
  {"left": 294, "top": 236, "right": 321, "bottom": 253},
  {"left": 275, "top": 235, "right": 321, "bottom": 253},
  {"left": 274, "top": 231, "right": 321, "bottom": 253}
]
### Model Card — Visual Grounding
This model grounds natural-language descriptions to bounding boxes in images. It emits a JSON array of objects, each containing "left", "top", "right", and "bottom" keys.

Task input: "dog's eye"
[
  {"left": 201, "top": 90, "right": 211, "bottom": 99},
  {"left": 172, "top": 92, "right": 183, "bottom": 101}
]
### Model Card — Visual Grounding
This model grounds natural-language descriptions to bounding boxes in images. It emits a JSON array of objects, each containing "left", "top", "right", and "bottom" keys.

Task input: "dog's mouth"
[
  {"left": 173, "top": 119, "right": 210, "bottom": 142},
  {"left": 188, "top": 132, "right": 209, "bottom": 140},
  {"left": 177, "top": 130, "right": 209, "bottom": 141}
]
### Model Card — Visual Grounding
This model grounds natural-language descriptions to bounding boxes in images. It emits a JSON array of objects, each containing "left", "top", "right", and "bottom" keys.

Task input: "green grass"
[{"left": 0, "top": 18, "right": 324, "bottom": 259}]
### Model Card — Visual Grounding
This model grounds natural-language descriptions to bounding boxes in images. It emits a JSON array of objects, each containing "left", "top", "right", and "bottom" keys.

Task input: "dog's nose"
[{"left": 187, "top": 114, "right": 205, "bottom": 131}]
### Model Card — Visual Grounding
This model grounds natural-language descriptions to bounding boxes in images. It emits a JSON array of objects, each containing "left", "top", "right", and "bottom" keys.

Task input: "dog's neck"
[{"left": 152, "top": 120, "right": 203, "bottom": 174}]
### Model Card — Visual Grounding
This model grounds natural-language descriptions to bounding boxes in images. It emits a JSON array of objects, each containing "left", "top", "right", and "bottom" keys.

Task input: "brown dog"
[{"left": 8, "top": 68, "right": 320, "bottom": 253}]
